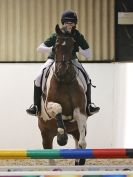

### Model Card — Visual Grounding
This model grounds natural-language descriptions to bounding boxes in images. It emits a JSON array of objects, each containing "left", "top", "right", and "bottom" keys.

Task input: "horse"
[{"left": 38, "top": 24, "right": 88, "bottom": 165}]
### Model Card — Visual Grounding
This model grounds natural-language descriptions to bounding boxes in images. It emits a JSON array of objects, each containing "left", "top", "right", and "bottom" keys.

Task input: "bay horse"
[{"left": 38, "top": 24, "right": 88, "bottom": 165}]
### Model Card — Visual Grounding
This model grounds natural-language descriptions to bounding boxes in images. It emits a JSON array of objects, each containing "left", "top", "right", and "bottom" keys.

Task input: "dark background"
[{"left": 115, "top": 0, "right": 133, "bottom": 61}]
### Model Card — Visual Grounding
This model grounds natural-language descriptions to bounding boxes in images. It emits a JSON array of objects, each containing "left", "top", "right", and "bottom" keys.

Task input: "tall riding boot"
[
  {"left": 26, "top": 83, "right": 42, "bottom": 116},
  {"left": 86, "top": 83, "right": 100, "bottom": 116}
]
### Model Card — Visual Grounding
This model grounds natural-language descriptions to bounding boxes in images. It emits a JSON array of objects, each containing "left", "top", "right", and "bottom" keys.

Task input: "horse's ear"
[{"left": 55, "top": 24, "right": 63, "bottom": 35}]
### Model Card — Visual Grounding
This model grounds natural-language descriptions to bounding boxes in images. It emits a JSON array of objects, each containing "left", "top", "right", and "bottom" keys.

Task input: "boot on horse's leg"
[
  {"left": 86, "top": 83, "right": 100, "bottom": 116},
  {"left": 26, "top": 82, "right": 42, "bottom": 116}
]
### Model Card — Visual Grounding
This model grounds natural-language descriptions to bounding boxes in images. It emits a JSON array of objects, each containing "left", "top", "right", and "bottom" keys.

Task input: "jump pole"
[
  {"left": 0, "top": 149, "right": 133, "bottom": 159},
  {"left": 1, "top": 170, "right": 133, "bottom": 176},
  {"left": 0, "top": 165, "right": 133, "bottom": 172}
]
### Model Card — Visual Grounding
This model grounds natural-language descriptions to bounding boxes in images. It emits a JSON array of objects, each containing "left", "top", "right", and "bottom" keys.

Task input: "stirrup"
[{"left": 87, "top": 103, "right": 100, "bottom": 115}]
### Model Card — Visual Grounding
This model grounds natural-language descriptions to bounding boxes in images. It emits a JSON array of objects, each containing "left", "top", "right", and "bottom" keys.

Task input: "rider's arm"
[
  {"left": 37, "top": 33, "right": 56, "bottom": 53},
  {"left": 75, "top": 30, "right": 92, "bottom": 59},
  {"left": 37, "top": 43, "right": 52, "bottom": 53},
  {"left": 79, "top": 47, "right": 92, "bottom": 59}
]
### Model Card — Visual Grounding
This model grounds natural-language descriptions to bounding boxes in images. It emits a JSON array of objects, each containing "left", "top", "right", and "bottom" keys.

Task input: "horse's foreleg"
[
  {"left": 75, "top": 115, "right": 87, "bottom": 165},
  {"left": 73, "top": 137, "right": 80, "bottom": 165},
  {"left": 46, "top": 102, "right": 68, "bottom": 146},
  {"left": 41, "top": 129, "right": 56, "bottom": 165},
  {"left": 56, "top": 113, "right": 65, "bottom": 134},
  {"left": 72, "top": 132, "right": 86, "bottom": 165},
  {"left": 56, "top": 113, "right": 68, "bottom": 146},
  {"left": 77, "top": 115, "right": 87, "bottom": 149},
  {"left": 74, "top": 108, "right": 87, "bottom": 149}
]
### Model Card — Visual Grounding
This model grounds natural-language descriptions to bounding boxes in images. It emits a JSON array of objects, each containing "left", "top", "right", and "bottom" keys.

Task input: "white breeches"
[{"left": 35, "top": 59, "right": 54, "bottom": 87}]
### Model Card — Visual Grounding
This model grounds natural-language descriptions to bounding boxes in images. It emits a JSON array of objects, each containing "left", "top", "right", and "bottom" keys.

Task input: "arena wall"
[{"left": 0, "top": 63, "right": 132, "bottom": 149}]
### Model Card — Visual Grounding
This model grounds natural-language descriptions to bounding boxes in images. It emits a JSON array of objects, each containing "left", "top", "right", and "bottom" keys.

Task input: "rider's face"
[{"left": 63, "top": 22, "right": 76, "bottom": 32}]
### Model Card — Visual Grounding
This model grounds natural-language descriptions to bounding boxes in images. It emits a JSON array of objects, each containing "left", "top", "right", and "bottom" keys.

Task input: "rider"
[{"left": 26, "top": 10, "right": 100, "bottom": 116}]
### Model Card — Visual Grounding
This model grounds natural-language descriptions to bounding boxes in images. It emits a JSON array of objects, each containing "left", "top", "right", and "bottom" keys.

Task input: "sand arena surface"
[{"left": 0, "top": 159, "right": 133, "bottom": 166}]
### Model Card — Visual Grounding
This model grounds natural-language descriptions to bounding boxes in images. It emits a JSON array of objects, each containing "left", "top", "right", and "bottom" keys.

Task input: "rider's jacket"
[{"left": 44, "top": 28, "right": 89, "bottom": 60}]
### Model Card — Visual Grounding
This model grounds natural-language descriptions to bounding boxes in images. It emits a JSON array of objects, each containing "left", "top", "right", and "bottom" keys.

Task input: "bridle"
[
  {"left": 55, "top": 36, "right": 75, "bottom": 62},
  {"left": 53, "top": 36, "right": 76, "bottom": 83}
]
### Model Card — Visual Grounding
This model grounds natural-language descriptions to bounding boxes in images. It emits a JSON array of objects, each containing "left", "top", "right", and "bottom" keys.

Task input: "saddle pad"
[
  {"left": 73, "top": 65, "right": 87, "bottom": 92},
  {"left": 41, "top": 63, "right": 54, "bottom": 92}
]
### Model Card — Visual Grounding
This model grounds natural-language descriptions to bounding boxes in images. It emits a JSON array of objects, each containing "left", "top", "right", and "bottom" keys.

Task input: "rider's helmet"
[{"left": 61, "top": 10, "right": 78, "bottom": 24}]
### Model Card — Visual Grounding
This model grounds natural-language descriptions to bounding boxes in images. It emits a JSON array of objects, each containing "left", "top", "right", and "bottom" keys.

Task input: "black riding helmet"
[{"left": 61, "top": 10, "right": 78, "bottom": 24}]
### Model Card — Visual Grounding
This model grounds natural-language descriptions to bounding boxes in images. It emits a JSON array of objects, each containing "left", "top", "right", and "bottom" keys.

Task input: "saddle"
[{"left": 41, "top": 62, "right": 87, "bottom": 94}]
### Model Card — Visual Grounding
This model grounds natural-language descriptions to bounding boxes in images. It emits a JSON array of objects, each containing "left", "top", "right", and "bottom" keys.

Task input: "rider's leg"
[
  {"left": 72, "top": 59, "right": 100, "bottom": 115},
  {"left": 26, "top": 82, "right": 42, "bottom": 116},
  {"left": 26, "top": 59, "right": 54, "bottom": 116},
  {"left": 86, "top": 80, "right": 100, "bottom": 115}
]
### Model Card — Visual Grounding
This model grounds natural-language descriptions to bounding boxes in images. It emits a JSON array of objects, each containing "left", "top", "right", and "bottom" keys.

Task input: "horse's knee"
[{"left": 47, "top": 102, "right": 62, "bottom": 118}]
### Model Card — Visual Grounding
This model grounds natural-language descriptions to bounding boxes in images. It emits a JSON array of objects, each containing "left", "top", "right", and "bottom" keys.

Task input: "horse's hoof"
[
  {"left": 79, "top": 159, "right": 86, "bottom": 165},
  {"left": 57, "top": 132, "right": 68, "bottom": 146},
  {"left": 75, "top": 159, "right": 86, "bottom": 166},
  {"left": 75, "top": 161, "right": 79, "bottom": 165}
]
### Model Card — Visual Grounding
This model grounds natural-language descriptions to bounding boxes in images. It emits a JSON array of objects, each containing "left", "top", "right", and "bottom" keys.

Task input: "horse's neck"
[{"left": 56, "top": 52, "right": 72, "bottom": 62}]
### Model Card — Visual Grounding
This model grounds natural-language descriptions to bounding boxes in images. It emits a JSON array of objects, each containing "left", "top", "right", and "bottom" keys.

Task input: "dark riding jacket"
[{"left": 44, "top": 29, "right": 89, "bottom": 60}]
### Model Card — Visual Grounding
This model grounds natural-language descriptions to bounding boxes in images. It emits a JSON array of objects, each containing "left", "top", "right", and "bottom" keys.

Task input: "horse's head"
[
  {"left": 54, "top": 24, "right": 76, "bottom": 82},
  {"left": 55, "top": 24, "right": 75, "bottom": 63}
]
